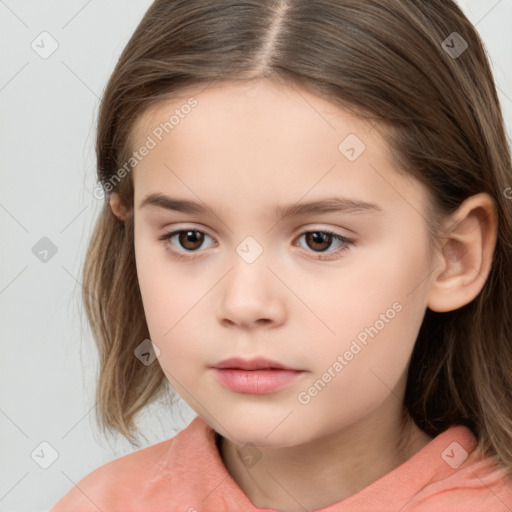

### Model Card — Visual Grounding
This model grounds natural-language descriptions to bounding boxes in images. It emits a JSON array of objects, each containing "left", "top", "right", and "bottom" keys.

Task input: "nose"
[{"left": 216, "top": 251, "right": 286, "bottom": 330}]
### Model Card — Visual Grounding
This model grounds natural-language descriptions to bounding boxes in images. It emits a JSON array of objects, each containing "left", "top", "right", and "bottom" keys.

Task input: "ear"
[
  {"left": 109, "top": 192, "right": 128, "bottom": 222},
  {"left": 426, "top": 193, "right": 498, "bottom": 312}
]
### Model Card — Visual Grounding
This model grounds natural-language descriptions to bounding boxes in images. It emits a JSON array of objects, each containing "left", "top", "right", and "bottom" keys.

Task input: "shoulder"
[
  {"left": 50, "top": 437, "right": 174, "bottom": 511},
  {"left": 366, "top": 424, "right": 512, "bottom": 512},
  {"left": 50, "top": 416, "right": 211, "bottom": 512},
  {"left": 409, "top": 446, "right": 512, "bottom": 511}
]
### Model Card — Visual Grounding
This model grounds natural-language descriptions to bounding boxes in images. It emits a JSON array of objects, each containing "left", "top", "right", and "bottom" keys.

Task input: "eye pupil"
[{"left": 179, "top": 230, "right": 203, "bottom": 250}]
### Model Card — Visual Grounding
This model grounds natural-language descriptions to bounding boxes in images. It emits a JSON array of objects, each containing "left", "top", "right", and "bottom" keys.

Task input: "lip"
[
  {"left": 211, "top": 357, "right": 302, "bottom": 371},
  {"left": 210, "top": 357, "right": 305, "bottom": 394}
]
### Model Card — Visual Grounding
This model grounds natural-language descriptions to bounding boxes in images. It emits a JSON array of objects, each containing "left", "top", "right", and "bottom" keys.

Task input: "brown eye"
[
  {"left": 178, "top": 230, "right": 204, "bottom": 251},
  {"left": 295, "top": 230, "right": 354, "bottom": 261},
  {"left": 304, "top": 231, "right": 333, "bottom": 252},
  {"left": 158, "top": 228, "right": 353, "bottom": 262},
  {"left": 158, "top": 229, "right": 215, "bottom": 255}
]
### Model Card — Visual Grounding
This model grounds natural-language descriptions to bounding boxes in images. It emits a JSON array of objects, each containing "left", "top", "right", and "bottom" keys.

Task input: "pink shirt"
[{"left": 51, "top": 415, "right": 512, "bottom": 511}]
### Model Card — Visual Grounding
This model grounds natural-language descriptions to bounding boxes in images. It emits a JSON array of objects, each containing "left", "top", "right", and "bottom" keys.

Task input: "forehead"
[
  {"left": 130, "top": 79, "right": 387, "bottom": 157},
  {"left": 128, "top": 79, "right": 428, "bottom": 221}
]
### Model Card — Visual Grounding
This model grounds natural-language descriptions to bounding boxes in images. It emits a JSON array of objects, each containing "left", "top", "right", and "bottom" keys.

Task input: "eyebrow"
[{"left": 139, "top": 193, "right": 382, "bottom": 219}]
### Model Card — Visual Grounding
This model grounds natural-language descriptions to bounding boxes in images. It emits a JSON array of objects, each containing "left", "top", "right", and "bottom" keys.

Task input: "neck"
[{"left": 218, "top": 395, "right": 433, "bottom": 511}]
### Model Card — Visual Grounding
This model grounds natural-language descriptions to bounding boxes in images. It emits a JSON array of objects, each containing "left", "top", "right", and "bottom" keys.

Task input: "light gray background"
[{"left": 0, "top": 1, "right": 511, "bottom": 511}]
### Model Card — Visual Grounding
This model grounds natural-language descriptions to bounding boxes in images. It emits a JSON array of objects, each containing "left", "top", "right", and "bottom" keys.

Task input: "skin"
[{"left": 110, "top": 78, "right": 497, "bottom": 511}]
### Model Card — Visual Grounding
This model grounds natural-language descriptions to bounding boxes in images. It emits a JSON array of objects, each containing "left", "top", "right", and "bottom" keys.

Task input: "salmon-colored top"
[{"left": 51, "top": 415, "right": 512, "bottom": 511}]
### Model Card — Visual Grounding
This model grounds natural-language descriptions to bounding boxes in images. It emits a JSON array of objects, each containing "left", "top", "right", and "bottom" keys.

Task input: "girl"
[{"left": 51, "top": 0, "right": 512, "bottom": 510}]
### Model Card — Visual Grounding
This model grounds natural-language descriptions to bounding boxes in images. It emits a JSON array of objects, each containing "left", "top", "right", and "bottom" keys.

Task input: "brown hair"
[{"left": 83, "top": 0, "right": 512, "bottom": 473}]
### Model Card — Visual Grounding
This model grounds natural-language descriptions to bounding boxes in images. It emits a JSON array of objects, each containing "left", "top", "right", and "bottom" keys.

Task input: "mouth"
[
  {"left": 210, "top": 357, "right": 305, "bottom": 394},
  {"left": 210, "top": 356, "right": 302, "bottom": 371}
]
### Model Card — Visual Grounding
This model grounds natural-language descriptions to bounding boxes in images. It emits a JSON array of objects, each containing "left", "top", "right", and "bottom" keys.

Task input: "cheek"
[
  {"left": 306, "top": 232, "right": 431, "bottom": 394},
  {"left": 316, "top": 235, "right": 429, "bottom": 347},
  {"left": 134, "top": 228, "right": 190, "bottom": 340},
  {"left": 298, "top": 295, "right": 425, "bottom": 430},
  {"left": 133, "top": 229, "right": 221, "bottom": 380}
]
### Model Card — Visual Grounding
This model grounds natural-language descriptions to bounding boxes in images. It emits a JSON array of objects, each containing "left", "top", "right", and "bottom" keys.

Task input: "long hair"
[{"left": 83, "top": 0, "right": 512, "bottom": 473}]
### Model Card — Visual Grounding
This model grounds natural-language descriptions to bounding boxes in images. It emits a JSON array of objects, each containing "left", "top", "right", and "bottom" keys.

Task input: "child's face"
[{"left": 130, "top": 79, "right": 436, "bottom": 447}]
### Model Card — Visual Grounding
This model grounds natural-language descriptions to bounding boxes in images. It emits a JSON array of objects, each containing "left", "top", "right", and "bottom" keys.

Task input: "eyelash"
[{"left": 157, "top": 228, "right": 355, "bottom": 262}]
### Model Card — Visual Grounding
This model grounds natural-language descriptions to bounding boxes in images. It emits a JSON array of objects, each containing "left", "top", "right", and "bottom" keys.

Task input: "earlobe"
[
  {"left": 426, "top": 193, "right": 498, "bottom": 313},
  {"left": 109, "top": 192, "right": 128, "bottom": 222}
]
